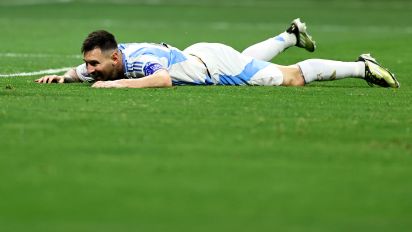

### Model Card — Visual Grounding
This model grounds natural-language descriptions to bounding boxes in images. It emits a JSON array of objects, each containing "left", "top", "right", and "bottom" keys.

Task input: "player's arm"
[
  {"left": 35, "top": 63, "right": 94, "bottom": 84},
  {"left": 35, "top": 68, "right": 81, "bottom": 83},
  {"left": 91, "top": 69, "right": 172, "bottom": 88}
]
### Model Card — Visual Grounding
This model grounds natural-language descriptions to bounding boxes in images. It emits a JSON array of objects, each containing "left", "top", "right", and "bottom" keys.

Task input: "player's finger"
[
  {"left": 47, "top": 76, "right": 57, "bottom": 84},
  {"left": 58, "top": 77, "right": 64, "bottom": 83},
  {"left": 40, "top": 76, "right": 52, "bottom": 83},
  {"left": 39, "top": 77, "right": 48, "bottom": 83},
  {"left": 35, "top": 76, "right": 46, "bottom": 83}
]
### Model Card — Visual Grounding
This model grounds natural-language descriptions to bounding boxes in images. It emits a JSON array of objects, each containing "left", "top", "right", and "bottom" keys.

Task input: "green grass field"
[{"left": 1, "top": 0, "right": 412, "bottom": 231}]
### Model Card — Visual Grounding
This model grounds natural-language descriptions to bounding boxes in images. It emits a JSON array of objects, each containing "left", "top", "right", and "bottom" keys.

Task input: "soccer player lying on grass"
[{"left": 35, "top": 18, "right": 399, "bottom": 88}]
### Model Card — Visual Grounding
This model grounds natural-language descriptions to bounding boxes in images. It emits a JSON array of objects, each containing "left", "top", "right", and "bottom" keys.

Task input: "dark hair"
[{"left": 81, "top": 30, "right": 118, "bottom": 53}]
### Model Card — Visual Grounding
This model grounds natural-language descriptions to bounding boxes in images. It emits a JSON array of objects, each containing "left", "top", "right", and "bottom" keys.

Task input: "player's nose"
[{"left": 86, "top": 64, "right": 95, "bottom": 74}]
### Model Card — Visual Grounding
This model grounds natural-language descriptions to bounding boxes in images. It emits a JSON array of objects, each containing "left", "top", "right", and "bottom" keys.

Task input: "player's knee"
[
  {"left": 290, "top": 75, "right": 305, "bottom": 86},
  {"left": 280, "top": 65, "right": 305, "bottom": 86}
]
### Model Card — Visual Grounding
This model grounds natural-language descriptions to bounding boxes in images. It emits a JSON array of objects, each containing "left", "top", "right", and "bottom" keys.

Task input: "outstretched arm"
[
  {"left": 91, "top": 69, "right": 172, "bottom": 88},
  {"left": 35, "top": 68, "right": 81, "bottom": 83}
]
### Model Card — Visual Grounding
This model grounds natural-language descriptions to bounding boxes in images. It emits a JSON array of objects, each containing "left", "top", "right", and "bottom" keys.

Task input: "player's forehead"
[
  {"left": 84, "top": 47, "right": 114, "bottom": 63},
  {"left": 83, "top": 47, "right": 105, "bottom": 60}
]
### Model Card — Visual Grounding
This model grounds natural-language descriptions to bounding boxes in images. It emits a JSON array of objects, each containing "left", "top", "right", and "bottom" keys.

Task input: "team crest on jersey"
[{"left": 143, "top": 63, "right": 163, "bottom": 76}]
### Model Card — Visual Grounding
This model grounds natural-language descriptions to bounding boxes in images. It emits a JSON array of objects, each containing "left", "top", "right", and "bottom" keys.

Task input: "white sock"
[
  {"left": 241, "top": 32, "right": 296, "bottom": 61},
  {"left": 297, "top": 59, "right": 365, "bottom": 83}
]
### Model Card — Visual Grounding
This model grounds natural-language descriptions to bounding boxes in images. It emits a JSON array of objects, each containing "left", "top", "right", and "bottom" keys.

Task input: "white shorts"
[{"left": 183, "top": 43, "right": 283, "bottom": 86}]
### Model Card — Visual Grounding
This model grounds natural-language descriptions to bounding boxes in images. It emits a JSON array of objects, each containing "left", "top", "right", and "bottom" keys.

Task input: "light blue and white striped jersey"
[{"left": 120, "top": 43, "right": 182, "bottom": 77}]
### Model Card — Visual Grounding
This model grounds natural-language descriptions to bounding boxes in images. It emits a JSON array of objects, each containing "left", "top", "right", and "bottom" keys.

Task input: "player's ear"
[{"left": 111, "top": 50, "right": 119, "bottom": 62}]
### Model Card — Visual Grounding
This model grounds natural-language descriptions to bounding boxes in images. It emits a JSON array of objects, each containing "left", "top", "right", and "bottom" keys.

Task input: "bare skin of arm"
[
  {"left": 35, "top": 68, "right": 81, "bottom": 83},
  {"left": 91, "top": 69, "right": 172, "bottom": 88}
]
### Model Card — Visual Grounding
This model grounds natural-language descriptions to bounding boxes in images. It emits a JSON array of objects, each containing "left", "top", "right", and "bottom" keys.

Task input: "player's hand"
[
  {"left": 91, "top": 80, "right": 123, "bottom": 88},
  {"left": 35, "top": 75, "right": 65, "bottom": 84}
]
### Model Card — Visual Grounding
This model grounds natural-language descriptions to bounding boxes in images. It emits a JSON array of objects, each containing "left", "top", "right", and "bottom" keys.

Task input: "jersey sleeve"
[
  {"left": 128, "top": 55, "right": 166, "bottom": 77},
  {"left": 75, "top": 63, "right": 95, "bottom": 82}
]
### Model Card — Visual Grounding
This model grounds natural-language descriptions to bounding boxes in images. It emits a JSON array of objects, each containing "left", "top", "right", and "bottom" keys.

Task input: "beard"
[
  {"left": 90, "top": 69, "right": 117, "bottom": 81},
  {"left": 90, "top": 71, "right": 105, "bottom": 81},
  {"left": 109, "top": 67, "right": 124, "bottom": 80}
]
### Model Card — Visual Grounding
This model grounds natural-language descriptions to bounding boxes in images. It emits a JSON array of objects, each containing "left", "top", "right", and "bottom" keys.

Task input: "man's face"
[{"left": 83, "top": 48, "right": 120, "bottom": 81}]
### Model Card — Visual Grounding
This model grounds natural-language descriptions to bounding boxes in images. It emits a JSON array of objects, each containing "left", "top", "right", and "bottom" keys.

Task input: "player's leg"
[
  {"left": 242, "top": 18, "right": 316, "bottom": 61},
  {"left": 279, "top": 54, "right": 399, "bottom": 88},
  {"left": 278, "top": 61, "right": 363, "bottom": 86},
  {"left": 297, "top": 59, "right": 365, "bottom": 84}
]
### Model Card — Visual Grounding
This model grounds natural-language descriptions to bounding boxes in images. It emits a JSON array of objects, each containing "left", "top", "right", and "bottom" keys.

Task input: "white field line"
[
  {"left": 0, "top": 53, "right": 81, "bottom": 59},
  {"left": 0, "top": 67, "right": 72, "bottom": 78},
  {"left": 0, "top": 52, "right": 80, "bottom": 77},
  {"left": 0, "top": 0, "right": 72, "bottom": 6}
]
